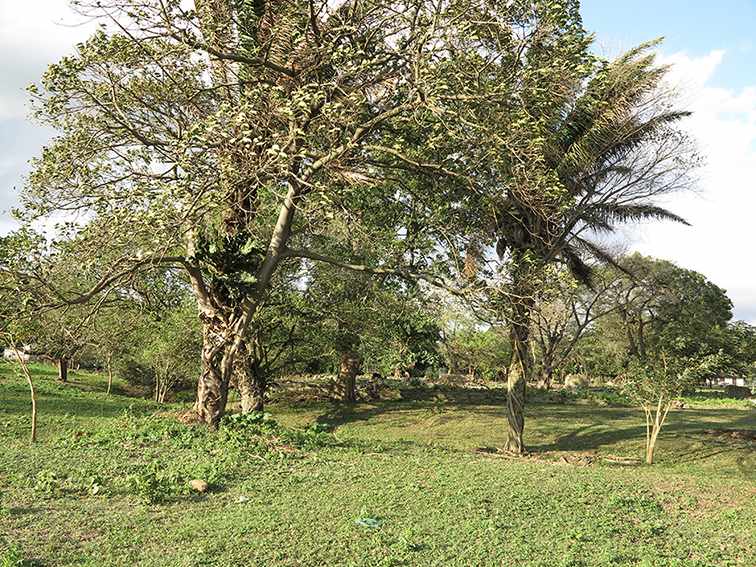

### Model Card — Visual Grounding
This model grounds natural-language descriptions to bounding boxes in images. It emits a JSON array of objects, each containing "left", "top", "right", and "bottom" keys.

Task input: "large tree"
[
  {"left": 530, "top": 265, "right": 621, "bottom": 388},
  {"left": 593, "top": 254, "right": 733, "bottom": 372},
  {"left": 20, "top": 0, "right": 483, "bottom": 426}
]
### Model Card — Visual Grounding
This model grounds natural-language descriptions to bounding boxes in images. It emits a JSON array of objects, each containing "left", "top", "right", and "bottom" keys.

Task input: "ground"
[{"left": 0, "top": 363, "right": 754, "bottom": 566}]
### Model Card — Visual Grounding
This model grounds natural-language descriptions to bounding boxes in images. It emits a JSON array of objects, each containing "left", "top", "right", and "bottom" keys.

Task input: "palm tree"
[{"left": 493, "top": 41, "right": 696, "bottom": 453}]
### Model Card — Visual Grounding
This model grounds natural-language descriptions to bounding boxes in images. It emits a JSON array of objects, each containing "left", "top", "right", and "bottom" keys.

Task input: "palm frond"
[
  {"left": 585, "top": 203, "right": 690, "bottom": 226},
  {"left": 561, "top": 245, "right": 593, "bottom": 287},
  {"left": 557, "top": 110, "right": 691, "bottom": 186},
  {"left": 571, "top": 237, "right": 634, "bottom": 278}
]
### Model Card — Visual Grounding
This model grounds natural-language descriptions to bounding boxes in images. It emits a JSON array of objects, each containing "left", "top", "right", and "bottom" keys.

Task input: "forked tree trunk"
[
  {"left": 339, "top": 352, "right": 360, "bottom": 403},
  {"left": 58, "top": 358, "right": 68, "bottom": 383},
  {"left": 644, "top": 398, "right": 672, "bottom": 465},
  {"left": 187, "top": 180, "right": 298, "bottom": 427}
]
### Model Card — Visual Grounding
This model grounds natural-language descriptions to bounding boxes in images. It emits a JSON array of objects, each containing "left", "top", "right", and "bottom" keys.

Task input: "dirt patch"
[{"left": 175, "top": 409, "right": 204, "bottom": 426}]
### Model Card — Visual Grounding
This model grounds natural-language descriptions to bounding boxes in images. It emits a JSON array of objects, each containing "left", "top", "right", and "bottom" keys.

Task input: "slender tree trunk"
[
  {"left": 543, "top": 365, "right": 553, "bottom": 390},
  {"left": 541, "top": 346, "right": 555, "bottom": 389},
  {"left": 12, "top": 346, "right": 37, "bottom": 443},
  {"left": 58, "top": 358, "right": 68, "bottom": 383},
  {"left": 106, "top": 354, "right": 113, "bottom": 395},
  {"left": 644, "top": 398, "right": 671, "bottom": 465},
  {"left": 622, "top": 310, "right": 638, "bottom": 361},
  {"left": 637, "top": 320, "right": 646, "bottom": 359},
  {"left": 339, "top": 352, "right": 360, "bottom": 403}
]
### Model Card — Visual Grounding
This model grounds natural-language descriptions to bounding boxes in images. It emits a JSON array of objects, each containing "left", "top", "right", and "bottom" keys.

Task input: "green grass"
[{"left": 1, "top": 363, "right": 754, "bottom": 566}]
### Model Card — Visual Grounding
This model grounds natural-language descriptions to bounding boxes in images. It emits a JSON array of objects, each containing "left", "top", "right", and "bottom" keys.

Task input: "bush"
[
  {"left": 129, "top": 463, "right": 178, "bottom": 504},
  {"left": 113, "top": 357, "right": 155, "bottom": 390},
  {"left": 220, "top": 412, "right": 336, "bottom": 452}
]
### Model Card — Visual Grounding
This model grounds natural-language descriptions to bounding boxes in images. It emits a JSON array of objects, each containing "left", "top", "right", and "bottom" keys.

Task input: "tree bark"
[
  {"left": 194, "top": 316, "right": 236, "bottom": 428},
  {"left": 238, "top": 376, "right": 265, "bottom": 412},
  {"left": 58, "top": 358, "right": 68, "bottom": 383},
  {"left": 339, "top": 352, "right": 360, "bottom": 403},
  {"left": 543, "top": 364, "right": 553, "bottom": 390},
  {"left": 505, "top": 259, "right": 535, "bottom": 455},
  {"left": 236, "top": 351, "right": 266, "bottom": 413},
  {"left": 506, "top": 315, "right": 531, "bottom": 454}
]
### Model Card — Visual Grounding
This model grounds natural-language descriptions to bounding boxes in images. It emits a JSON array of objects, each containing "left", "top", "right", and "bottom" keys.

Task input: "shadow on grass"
[
  {"left": 0, "top": 379, "right": 157, "bottom": 420},
  {"left": 7, "top": 507, "right": 47, "bottom": 517},
  {"left": 528, "top": 409, "right": 755, "bottom": 451},
  {"left": 305, "top": 386, "right": 755, "bottom": 459}
]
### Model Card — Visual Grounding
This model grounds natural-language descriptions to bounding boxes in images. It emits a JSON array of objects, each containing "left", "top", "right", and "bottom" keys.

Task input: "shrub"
[
  {"left": 129, "top": 463, "right": 178, "bottom": 504},
  {"left": 113, "top": 357, "right": 155, "bottom": 390}
]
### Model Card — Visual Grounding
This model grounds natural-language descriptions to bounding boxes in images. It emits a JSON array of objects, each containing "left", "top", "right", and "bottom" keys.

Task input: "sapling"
[
  {"left": 620, "top": 353, "right": 696, "bottom": 464},
  {"left": 4, "top": 336, "right": 37, "bottom": 443}
]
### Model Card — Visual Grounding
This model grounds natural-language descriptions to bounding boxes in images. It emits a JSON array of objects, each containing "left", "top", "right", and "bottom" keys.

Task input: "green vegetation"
[
  {"left": 1, "top": 365, "right": 753, "bottom": 566},
  {"left": 0, "top": 2, "right": 754, "bottom": 566}
]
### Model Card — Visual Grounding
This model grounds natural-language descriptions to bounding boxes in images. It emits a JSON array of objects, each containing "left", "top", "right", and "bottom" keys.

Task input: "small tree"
[
  {"left": 141, "top": 304, "right": 201, "bottom": 403},
  {"left": 4, "top": 338, "right": 38, "bottom": 443},
  {"left": 620, "top": 353, "right": 697, "bottom": 464}
]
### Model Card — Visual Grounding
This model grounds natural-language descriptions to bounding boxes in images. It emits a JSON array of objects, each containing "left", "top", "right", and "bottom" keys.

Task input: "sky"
[
  {"left": 582, "top": 1, "right": 756, "bottom": 324},
  {"left": 0, "top": 1, "right": 754, "bottom": 322}
]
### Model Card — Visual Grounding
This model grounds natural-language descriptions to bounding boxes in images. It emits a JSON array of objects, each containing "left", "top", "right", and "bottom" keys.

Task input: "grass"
[{"left": 0, "top": 362, "right": 754, "bottom": 566}]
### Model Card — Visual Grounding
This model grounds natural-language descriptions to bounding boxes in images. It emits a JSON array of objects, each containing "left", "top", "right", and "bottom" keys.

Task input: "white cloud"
[
  {"left": 630, "top": 50, "right": 756, "bottom": 323},
  {"left": 0, "top": 1, "right": 96, "bottom": 119},
  {"left": 0, "top": 2, "right": 96, "bottom": 224}
]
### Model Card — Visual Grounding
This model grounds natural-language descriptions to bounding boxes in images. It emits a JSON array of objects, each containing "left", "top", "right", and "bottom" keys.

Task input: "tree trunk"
[
  {"left": 12, "top": 345, "right": 37, "bottom": 443},
  {"left": 237, "top": 354, "right": 266, "bottom": 413},
  {"left": 637, "top": 320, "right": 646, "bottom": 359},
  {"left": 505, "top": 257, "right": 535, "bottom": 455},
  {"left": 645, "top": 399, "right": 671, "bottom": 465},
  {"left": 58, "top": 358, "right": 68, "bottom": 383},
  {"left": 106, "top": 355, "right": 113, "bottom": 395},
  {"left": 506, "top": 316, "right": 531, "bottom": 454},
  {"left": 543, "top": 366, "right": 553, "bottom": 390},
  {"left": 339, "top": 352, "right": 360, "bottom": 403},
  {"left": 238, "top": 377, "right": 265, "bottom": 413},
  {"left": 645, "top": 432, "right": 657, "bottom": 465},
  {"left": 194, "top": 316, "right": 236, "bottom": 428}
]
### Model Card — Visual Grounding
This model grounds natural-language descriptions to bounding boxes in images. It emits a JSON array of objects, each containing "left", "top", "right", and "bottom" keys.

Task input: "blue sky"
[
  {"left": 0, "top": 1, "right": 755, "bottom": 322},
  {"left": 583, "top": 0, "right": 756, "bottom": 90},
  {"left": 582, "top": 1, "right": 756, "bottom": 324}
]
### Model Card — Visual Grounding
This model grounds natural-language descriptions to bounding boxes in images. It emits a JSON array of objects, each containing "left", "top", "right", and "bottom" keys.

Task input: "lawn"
[{"left": 0, "top": 363, "right": 754, "bottom": 566}]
